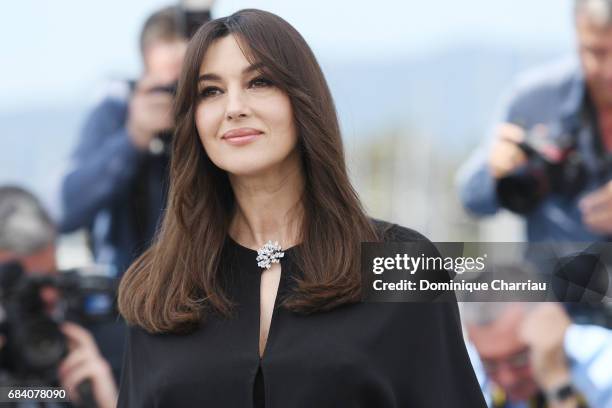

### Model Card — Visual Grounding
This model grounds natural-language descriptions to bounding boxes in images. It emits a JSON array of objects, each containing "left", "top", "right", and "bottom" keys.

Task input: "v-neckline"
[
  {"left": 225, "top": 236, "right": 293, "bottom": 360},
  {"left": 258, "top": 262, "right": 282, "bottom": 358}
]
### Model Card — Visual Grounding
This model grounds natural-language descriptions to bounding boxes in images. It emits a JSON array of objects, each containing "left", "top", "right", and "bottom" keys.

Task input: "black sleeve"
[
  {"left": 402, "top": 302, "right": 487, "bottom": 406},
  {"left": 116, "top": 326, "right": 148, "bottom": 408},
  {"left": 380, "top": 222, "right": 458, "bottom": 302},
  {"left": 382, "top": 224, "right": 487, "bottom": 406},
  {"left": 116, "top": 327, "right": 133, "bottom": 408}
]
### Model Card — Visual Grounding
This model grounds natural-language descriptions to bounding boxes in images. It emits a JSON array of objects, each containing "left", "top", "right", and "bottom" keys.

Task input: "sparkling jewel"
[{"left": 256, "top": 240, "right": 284, "bottom": 269}]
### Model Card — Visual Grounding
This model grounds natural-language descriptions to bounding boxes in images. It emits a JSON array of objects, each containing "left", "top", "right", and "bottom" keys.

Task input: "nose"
[{"left": 225, "top": 88, "right": 251, "bottom": 121}]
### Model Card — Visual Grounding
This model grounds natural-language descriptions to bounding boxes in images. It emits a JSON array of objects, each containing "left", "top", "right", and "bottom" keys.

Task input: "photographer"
[
  {"left": 466, "top": 302, "right": 612, "bottom": 407},
  {"left": 0, "top": 186, "right": 117, "bottom": 407},
  {"left": 59, "top": 3, "right": 213, "bottom": 277},
  {"left": 457, "top": 0, "right": 612, "bottom": 242}
]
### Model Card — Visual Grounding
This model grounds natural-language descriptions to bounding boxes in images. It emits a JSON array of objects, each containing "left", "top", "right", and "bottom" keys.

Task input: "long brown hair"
[{"left": 118, "top": 9, "right": 380, "bottom": 333}]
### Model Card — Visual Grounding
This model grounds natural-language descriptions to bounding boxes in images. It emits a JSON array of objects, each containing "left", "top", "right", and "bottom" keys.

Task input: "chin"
[
  {"left": 217, "top": 159, "right": 279, "bottom": 178},
  {"left": 212, "top": 148, "right": 296, "bottom": 178},
  {"left": 226, "top": 166, "right": 270, "bottom": 177},
  {"left": 506, "top": 383, "right": 539, "bottom": 402},
  {"left": 591, "top": 82, "right": 612, "bottom": 106}
]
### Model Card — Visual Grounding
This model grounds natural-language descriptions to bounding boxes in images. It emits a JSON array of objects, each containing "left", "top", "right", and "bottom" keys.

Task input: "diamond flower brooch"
[{"left": 256, "top": 240, "right": 284, "bottom": 270}]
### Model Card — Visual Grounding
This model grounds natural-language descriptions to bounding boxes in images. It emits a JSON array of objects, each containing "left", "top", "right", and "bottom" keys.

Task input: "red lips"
[
  {"left": 222, "top": 128, "right": 263, "bottom": 139},
  {"left": 221, "top": 128, "right": 263, "bottom": 146}
]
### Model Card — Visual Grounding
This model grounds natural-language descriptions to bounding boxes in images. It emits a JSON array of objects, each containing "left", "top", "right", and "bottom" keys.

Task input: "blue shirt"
[
  {"left": 58, "top": 81, "right": 169, "bottom": 277},
  {"left": 469, "top": 324, "right": 612, "bottom": 408},
  {"left": 457, "top": 57, "right": 612, "bottom": 242}
]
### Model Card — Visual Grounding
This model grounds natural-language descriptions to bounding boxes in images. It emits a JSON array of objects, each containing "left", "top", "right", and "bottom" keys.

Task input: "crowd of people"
[{"left": 458, "top": 0, "right": 612, "bottom": 406}]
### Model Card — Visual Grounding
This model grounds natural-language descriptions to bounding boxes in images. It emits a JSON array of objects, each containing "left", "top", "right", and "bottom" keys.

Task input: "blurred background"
[
  {"left": 4, "top": 3, "right": 612, "bottom": 406},
  {"left": 1, "top": 0, "right": 575, "bottom": 267}
]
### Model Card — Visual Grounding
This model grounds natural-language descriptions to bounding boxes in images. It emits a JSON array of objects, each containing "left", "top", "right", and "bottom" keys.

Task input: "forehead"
[
  {"left": 146, "top": 38, "right": 188, "bottom": 55},
  {"left": 577, "top": 14, "right": 612, "bottom": 42},
  {"left": 199, "top": 34, "right": 252, "bottom": 75},
  {"left": 0, "top": 245, "right": 57, "bottom": 275},
  {"left": 468, "top": 306, "right": 526, "bottom": 358}
]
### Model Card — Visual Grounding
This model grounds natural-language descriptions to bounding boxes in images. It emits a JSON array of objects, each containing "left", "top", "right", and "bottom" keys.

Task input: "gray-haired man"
[
  {"left": 0, "top": 186, "right": 117, "bottom": 408},
  {"left": 458, "top": 0, "right": 612, "bottom": 242},
  {"left": 465, "top": 300, "right": 612, "bottom": 407}
]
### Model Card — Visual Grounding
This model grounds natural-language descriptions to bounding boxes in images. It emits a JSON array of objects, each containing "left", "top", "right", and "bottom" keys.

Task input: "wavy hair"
[{"left": 118, "top": 9, "right": 380, "bottom": 333}]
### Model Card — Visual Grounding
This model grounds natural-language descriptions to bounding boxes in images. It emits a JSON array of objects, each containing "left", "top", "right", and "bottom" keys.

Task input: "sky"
[{"left": 1, "top": 0, "right": 575, "bottom": 112}]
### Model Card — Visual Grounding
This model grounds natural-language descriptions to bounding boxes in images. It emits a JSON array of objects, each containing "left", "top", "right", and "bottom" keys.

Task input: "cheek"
[
  {"left": 263, "top": 95, "right": 296, "bottom": 146},
  {"left": 516, "top": 365, "right": 534, "bottom": 380},
  {"left": 194, "top": 102, "right": 236, "bottom": 170},
  {"left": 582, "top": 55, "right": 600, "bottom": 77},
  {"left": 195, "top": 102, "right": 223, "bottom": 147}
]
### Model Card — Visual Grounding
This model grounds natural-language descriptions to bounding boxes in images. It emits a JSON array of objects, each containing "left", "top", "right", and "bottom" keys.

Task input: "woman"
[{"left": 117, "top": 9, "right": 486, "bottom": 407}]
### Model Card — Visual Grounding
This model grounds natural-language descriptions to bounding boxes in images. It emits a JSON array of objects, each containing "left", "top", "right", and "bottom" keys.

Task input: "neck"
[
  {"left": 228, "top": 152, "right": 305, "bottom": 250},
  {"left": 589, "top": 82, "right": 612, "bottom": 113}
]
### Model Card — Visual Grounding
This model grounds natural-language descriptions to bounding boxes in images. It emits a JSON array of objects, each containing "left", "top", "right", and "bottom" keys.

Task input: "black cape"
[{"left": 117, "top": 224, "right": 486, "bottom": 407}]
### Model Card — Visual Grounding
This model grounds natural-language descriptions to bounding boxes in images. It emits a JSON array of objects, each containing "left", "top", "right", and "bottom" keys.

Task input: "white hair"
[
  {"left": 0, "top": 186, "right": 55, "bottom": 256},
  {"left": 576, "top": 0, "right": 612, "bottom": 26},
  {"left": 460, "top": 302, "right": 536, "bottom": 326}
]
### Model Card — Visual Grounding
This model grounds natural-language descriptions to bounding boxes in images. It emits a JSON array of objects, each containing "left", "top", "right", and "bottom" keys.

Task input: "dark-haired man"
[
  {"left": 60, "top": 5, "right": 212, "bottom": 277},
  {"left": 458, "top": 0, "right": 612, "bottom": 242}
]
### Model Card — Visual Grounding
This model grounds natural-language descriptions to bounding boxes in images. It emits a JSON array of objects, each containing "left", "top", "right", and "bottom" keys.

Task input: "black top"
[{"left": 117, "top": 224, "right": 486, "bottom": 407}]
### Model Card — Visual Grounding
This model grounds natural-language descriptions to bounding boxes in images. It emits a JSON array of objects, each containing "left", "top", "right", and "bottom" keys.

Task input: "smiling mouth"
[{"left": 222, "top": 128, "right": 263, "bottom": 146}]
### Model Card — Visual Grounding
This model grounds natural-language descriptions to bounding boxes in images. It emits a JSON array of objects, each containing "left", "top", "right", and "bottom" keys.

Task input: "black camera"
[
  {"left": 125, "top": 81, "right": 178, "bottom": 157},
  {"left": 0, "top": 261, "right": 117, "bottom": 388},
  {"left": 496, "top": 124, "right": 587, "bottom": 214},
  {"left": 148, "top": 82, "right": 178, "bottom": 156},
  {"left": 176, "top": 1, "right": 213, "bottom": 38}
]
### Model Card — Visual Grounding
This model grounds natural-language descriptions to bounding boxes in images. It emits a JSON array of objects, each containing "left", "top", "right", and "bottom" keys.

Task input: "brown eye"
[
  {"left": 249, "top": 76, "right": 273, "bottom": 88},
  {"left": 199, "top": 87, "right": 222, "bottom": 99}
]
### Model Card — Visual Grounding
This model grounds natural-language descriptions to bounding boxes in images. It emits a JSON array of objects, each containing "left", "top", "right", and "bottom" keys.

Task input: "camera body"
[
  {"left": 176, "top": 1, "right": 213, "bottom": 38},
  {"left": 125, "top": 80, "right": 178, "bottom": 156},
  {"left": 496, "top": 124, "right": 587, "bottom": 214},
  {"left": 147, "top": 82, "right": 178, "bottom": 156},
  {"left": 0, "top": 261, "right": 117, "bottom": 385}
]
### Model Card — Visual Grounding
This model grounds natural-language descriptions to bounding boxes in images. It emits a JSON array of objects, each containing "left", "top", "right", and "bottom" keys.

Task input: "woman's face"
[{"left": 195, "top": 34, "right": 298, "bottom": 177}]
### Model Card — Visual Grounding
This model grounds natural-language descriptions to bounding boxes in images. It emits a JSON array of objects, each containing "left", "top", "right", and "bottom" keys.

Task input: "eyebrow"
[{"left": 198, "top": 62, "right": 264, "bottom": 83}]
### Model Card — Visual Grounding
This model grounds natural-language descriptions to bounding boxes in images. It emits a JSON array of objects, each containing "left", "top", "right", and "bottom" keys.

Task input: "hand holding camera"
[
  {"left": 488, "top": 123, "right": 529, "bottom": 179},
  {"left": 519, "top": 304, "right": 577, "bottom": 406},
  {"left": 0, "top": 261, "right": 119, "bottom": 407},
  {"left": 491, "top": 122, "right": 587, "bottom": 215},
  {"left": 126, "top": 74, "right": 176, "bottom": 151},
  {"left": 58, "top": 322, "right": 117, "bottom": 408}
]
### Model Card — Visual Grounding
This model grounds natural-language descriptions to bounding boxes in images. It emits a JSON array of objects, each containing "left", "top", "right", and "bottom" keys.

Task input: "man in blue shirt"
[
  {"left": 59, "top": 6, "right": 197, "bottom": 277},
  {"left": 465, "top": 302, "right": 612, "bottom": 408},
  {"left": 457, "top": 0, "right": 612, "bottom": 242}
]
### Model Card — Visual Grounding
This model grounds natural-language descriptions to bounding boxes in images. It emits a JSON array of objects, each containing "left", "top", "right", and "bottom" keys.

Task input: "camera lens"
[
  {"left": 18, "top": 317, "right": 66, "bottom": 372},
  {"left": 497, "top": 169, "right": 546, "bottom": 214}
]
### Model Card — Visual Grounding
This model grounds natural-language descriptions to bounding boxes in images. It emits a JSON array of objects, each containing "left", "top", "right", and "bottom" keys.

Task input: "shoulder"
[
  {"left": 85, "top": 79, "right": 132, "bottom": 121},
  {"left": 91, "top": 78, "right": 133, "bottom": 106},
  {"left": 370, "top": 219, "right": 442, "bottom": 260},
  {"left": 371, "top": 218, "right": 431, "bottom": 243},
  {"left": 506, "top": 57, "right": 581, "bottom": 111}
]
